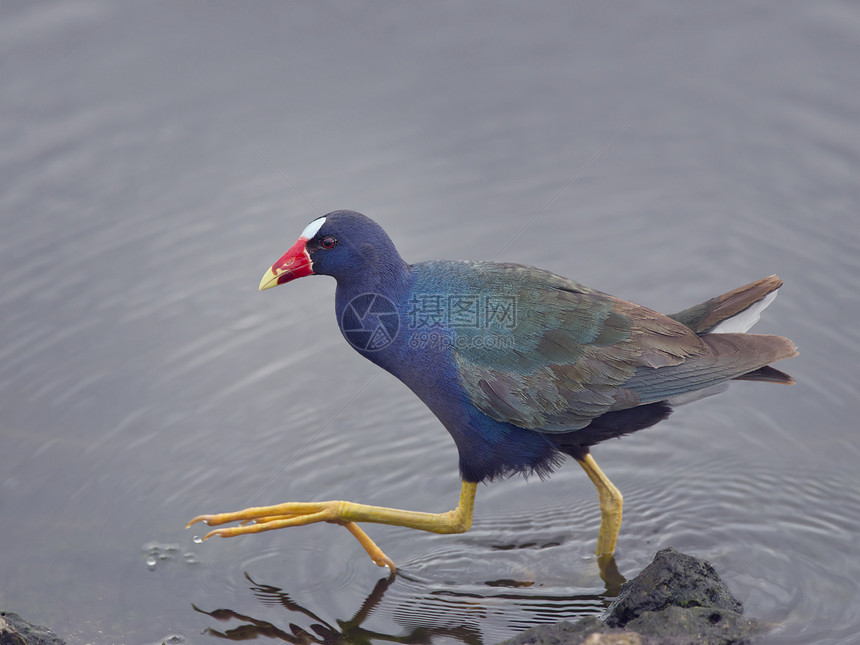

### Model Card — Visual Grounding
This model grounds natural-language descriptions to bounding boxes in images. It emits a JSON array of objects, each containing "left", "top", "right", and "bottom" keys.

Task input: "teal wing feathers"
[{"left": 452, "top": 264, "right": 796, "bottom": 432}]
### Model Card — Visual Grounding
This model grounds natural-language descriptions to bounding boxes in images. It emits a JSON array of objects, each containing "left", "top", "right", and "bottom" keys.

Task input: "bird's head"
[{"left": 259, "top": 210, "right": 405, "bottom": 291}]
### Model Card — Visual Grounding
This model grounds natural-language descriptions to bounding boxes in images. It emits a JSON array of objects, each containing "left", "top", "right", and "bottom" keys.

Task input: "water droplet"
[
  {"left": 192, "top": 535, "right": 203, "bottom": 544},
  {"left": 146, "top": 555, "right": 157, "bottom": 568}
]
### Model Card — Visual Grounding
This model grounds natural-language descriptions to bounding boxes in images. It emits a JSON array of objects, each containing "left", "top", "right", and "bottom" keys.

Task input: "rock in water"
[
  {"left": 501, "top": 548, "right": 770, "bottom": 645},
  {"left": 0, "top": 611, "right": 65, "bottom": 645},
  {"left": 604, "top": 547, "right": 743, "bottom": 626}
]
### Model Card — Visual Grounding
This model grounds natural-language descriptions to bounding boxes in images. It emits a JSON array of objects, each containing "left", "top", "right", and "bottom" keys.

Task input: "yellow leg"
[
  {"left": 576, "top": 453, "right": 623, "bottom": 556},
  {"left": 187, "top": 481, "right": 478, "bottom": 571}
]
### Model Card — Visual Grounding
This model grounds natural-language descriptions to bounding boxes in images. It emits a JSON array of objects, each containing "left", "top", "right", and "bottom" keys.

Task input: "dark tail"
[
  {"left": 668, "top": 275, "right": 796, "bottom": 384},
  {"left": 669, "top": 275, "right": 783, "bottom": 334}
]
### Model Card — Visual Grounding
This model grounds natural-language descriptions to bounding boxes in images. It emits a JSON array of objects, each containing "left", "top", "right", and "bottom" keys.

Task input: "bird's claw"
[
  {"left": 187, "top": 502, "right": 337, "bottom": 537},
  {"left": 186, "top": 501, "right": 398, "bottom": 571}
]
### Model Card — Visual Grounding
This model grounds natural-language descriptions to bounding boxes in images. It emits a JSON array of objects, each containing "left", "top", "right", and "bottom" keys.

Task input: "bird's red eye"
[{"left": 321, "top": 236, "right": 337, "bottom": 249}]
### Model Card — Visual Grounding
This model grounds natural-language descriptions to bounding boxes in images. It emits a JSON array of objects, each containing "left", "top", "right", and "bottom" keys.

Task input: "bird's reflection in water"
[
  {"left": 193, "top": 573, "right": 481, "bottom": 644},
  {"left": 192, "top": 560, "right": 624, "bottom": 644}
]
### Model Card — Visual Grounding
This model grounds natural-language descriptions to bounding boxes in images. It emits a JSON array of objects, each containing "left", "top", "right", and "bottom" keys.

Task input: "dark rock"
[
  {"left": 604, "top": 548, "right": 742, "bottom": 628},
  {"left": 499, "top": 548, "right": 770, "bottom": 645},
  {"left": 0, "top": 612, "right": 65, "bottom": 645}
]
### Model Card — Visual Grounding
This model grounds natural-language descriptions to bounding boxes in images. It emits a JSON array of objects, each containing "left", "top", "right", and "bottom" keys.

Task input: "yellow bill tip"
[{"left": 259, "top": 267, "right": 279, "bottom": 291}]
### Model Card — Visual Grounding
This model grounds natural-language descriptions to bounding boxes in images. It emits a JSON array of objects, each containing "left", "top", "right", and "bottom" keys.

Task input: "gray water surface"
[{"left": 2, "top": 3, "right": 859, "bottom": 644}]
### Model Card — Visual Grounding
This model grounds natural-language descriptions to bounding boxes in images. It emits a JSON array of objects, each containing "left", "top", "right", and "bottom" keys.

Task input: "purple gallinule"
[{"left": 189, "top": 211, "right": 797, "bottom": 571}]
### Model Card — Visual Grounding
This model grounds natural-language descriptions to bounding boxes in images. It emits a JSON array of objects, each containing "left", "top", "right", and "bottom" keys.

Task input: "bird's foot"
[
  {"left": 187, "top": 500, "right": 338, "bottom": 537},
  {"left": 186, "top": 501, "right": 398, "bottom": 570},
  {"left": 187, "top": 483, "right": 477, "bottom": 573}
]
